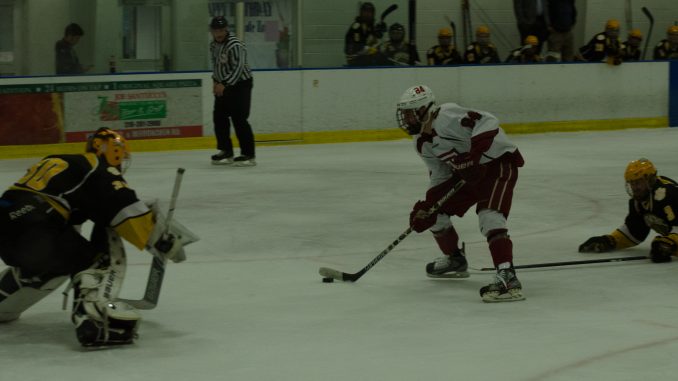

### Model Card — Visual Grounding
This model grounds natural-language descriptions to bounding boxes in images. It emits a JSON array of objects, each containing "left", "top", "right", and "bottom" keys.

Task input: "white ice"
[{"left": 1, "top": 128, "right": 678, "bottom": 381}]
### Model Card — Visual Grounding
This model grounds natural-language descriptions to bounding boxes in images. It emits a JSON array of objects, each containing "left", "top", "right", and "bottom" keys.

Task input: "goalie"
[
  {"left": 0, "top": 128, "right": 191, "bottom": 346},
  {"left": 579, "top": 158, "right": 678, "bottom": 263}
]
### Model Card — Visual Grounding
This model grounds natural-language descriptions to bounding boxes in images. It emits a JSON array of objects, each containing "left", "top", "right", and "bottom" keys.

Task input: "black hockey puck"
[{"left": 322, "top": 277, "right": 334, "bottom": 283}]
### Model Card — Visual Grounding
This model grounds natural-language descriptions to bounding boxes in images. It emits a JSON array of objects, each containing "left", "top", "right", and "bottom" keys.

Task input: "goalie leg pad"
[
  {"left": 0, "top": 267, "right": 67, "bottom": 322},
  {"left": 71, "top": 268, "right": 141, "bottom": 346}
]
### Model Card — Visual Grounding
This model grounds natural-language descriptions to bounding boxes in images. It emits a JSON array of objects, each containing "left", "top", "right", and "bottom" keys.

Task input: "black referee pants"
[{"left": 213, "top": 78, "right": 255, "bottom": 158}]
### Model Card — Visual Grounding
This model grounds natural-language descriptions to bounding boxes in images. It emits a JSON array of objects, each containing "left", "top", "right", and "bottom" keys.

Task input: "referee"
[{"left": 209, "top": 16, "right": 255, "bottom": 166}]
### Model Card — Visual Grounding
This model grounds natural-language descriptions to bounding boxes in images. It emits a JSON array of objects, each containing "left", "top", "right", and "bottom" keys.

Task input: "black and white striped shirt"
[{"left": 210, "top": 34, "right": 252, "bottom": 86}]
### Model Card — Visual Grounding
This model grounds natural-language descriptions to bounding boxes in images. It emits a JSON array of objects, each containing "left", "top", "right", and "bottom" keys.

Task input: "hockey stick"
[
  {"left": 444, "top": 15, "right": 458, "bottom": 49},
  {"left": 641, "top": 7, "right": 654, "bottom": 60},
  {"left": 478, "top": 255, "right": 647, "bottom": 271},
  {"left": 319, "top": 180, "right": 466, "bottom": 282},
  {"left": 624, "top": 0, "right": 633, "bottom": 32},
  {"left": 380, "top": 4, "right": 398, "bottom": 23},
  {"left": 118, "top": 168, "right": 185, "bottom": 309}
]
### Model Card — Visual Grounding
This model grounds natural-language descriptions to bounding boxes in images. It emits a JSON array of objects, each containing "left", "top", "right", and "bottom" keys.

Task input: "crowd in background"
[{"left": 344, "top": 1, "right": 678, "bottom": 67}]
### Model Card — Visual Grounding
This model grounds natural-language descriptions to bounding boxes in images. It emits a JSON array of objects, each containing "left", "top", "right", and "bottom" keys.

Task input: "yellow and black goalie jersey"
[
  {"left": 612, "top": 176, "right": 678, "bottom": 248},
  {"left": 9, "top": 153, "right": 154, "bottom": 250}
]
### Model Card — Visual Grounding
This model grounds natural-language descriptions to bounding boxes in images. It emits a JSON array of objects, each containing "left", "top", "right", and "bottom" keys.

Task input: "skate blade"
[
  {"left": 427, "top": 271, "right": 470, "bottom": 279},
  {"left": 211, "top": 160, "right": 234, "bottom": 166},
  {"left": 481, "top": 289, "right": 525, "bottom": 303},
  {"left": 233, "top": 161, "right": 257, "bottom": 167}
]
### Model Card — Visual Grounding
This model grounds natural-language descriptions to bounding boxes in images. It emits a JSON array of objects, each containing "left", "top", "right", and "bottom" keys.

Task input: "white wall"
[{"left": 0, "top": 62, "right": 669, "bottom": 136}]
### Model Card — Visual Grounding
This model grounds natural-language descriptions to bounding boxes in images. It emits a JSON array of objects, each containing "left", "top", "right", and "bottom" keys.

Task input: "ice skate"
[
  {"left": 479, "top": 267, "right": 524, "bottom": 302},
  {"left": 233, "top": 155, "right": 256, "bottom": 167},
  {"left": 426, "top": 249, "right": 469, "bottom": 278},
  {"left": 211, "top": 151, "right": 234, "bottom": 165}
]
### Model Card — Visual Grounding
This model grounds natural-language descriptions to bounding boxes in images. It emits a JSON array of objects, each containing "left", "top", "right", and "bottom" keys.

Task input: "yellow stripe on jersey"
[
  {"left": 110, "top": 200, "right": 155, "bottom": 249},
  {"left": 114, "top": 212, "right": 155, "bottom": 250},
  {"left": 610, "top": 229, "right": 637, "bottom": 250},
  {"left": 7, "top": 186, "right": 71, "bottom": 221}
]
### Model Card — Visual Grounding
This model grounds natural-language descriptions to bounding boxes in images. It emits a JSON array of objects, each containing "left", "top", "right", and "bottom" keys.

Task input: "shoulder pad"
[
  {"left": 466, "top": 44, "right": 475, "bottom": 51},
  {"left": 351, "top": 22, "right": 361, "bottom": 30},
  {"left": 656, "top": 40, "right": 667, "bottom": 47},
  {"left": 596, "top": 34, "right": 606, "bottom": 41}
]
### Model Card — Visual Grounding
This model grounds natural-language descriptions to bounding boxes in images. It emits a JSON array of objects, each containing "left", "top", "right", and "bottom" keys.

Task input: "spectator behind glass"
[
  {"left": 579, "top": 19, "right": 622, "bottom": 65},
  {"left": 427, "top": 28, "right": 463, "bottom": 65},
  {"left": 344, "top": 2, "right": 384, "bottom": 66},
  {"left": 506, "top": 35, "right": 542, "bottom": 63},
  {"left": 513, "top": 0, "right": 549, "bottom": 54},
  {"left": 545, "top": 0, "right": 577, "bottom": 62},
  {"left": 653, "top": 25, "right": 678, "bottom": 60},
  {"left": 463, "top": 26, "right": 501, "bottom": 64},
  {"left": 55, "top": 23, "right": 91, "bottom": 75},
  {"left": 621, "top": 29, "right": 643, "bottom": 61},
  {"left": 376, "top": 23, "right": 420, "bottom": 66}
]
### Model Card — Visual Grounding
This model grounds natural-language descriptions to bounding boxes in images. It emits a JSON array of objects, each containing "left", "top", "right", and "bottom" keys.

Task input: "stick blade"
[
  {"left": 116, "top": 298, "right": 157, "bottom": 310},
  {"left": 319, "top": 267, "right": 344, "bottom": 281}
]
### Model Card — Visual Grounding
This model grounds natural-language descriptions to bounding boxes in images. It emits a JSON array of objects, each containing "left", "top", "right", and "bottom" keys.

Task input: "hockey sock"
[
  {"left": 488, "top": 229, "right": 513, "bottom": 268},
  {"left": 433, "top": 226, "right": 460, "bottom": 255}
]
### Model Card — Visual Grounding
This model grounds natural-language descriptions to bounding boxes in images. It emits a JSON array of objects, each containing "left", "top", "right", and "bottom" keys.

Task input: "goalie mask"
[
  {"left": 624, "top": 158, "right": 657, "bottom": 200},
  {"left": 85, "top": 128, "right": 130, "bottom": 172},
  {"left": 396, "top": 85, "right": 438, "bottom": 135}
]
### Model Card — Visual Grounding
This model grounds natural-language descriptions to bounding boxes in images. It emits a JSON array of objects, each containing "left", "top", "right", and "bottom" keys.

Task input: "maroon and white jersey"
[{"left": 414, "top": 102, "right": 519, "bottom": 189}]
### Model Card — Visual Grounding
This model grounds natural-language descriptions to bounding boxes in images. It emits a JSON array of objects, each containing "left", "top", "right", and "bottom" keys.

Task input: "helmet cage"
[
  {"left": 86, "top": 128, "right": 131, "bottom": 172},
  {"left": 624, "top": 158, "right": 656, "bottom": 199},
  {"left": 396, "top": 85, "right": 437, "bottom": 135}
]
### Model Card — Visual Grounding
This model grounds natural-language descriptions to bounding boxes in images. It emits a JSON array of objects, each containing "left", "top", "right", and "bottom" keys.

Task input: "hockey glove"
[
  {"left": 578, "top": 235, "right": 616, "bottom": 253},
  {"left": 450, "top": 152, "right": 486, "bottom": 184},
  {"left": 650, "top": 235, "right": 677, "bottom": 263},
  {"left": 409, "top": 200, "right": 437, "bottom": 233},
  {"left": 149, "top": 227, "right": 185, "bottom": 263}
]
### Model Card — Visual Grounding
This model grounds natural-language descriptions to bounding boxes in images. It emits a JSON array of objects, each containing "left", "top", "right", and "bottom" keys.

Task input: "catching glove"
[
  {"left": 650, "top": 235, "right": 677, "bottom": 263},
  {"left": 409, "top": 200, "right": 437, "bottom": 233},
  {"left": 578, "top": 235, "right": 616, "bottom": 253}
]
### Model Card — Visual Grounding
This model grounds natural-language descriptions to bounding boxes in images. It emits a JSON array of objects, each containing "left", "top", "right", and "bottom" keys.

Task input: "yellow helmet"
[
  {"left": 438, "top": 28, "right": 453, "bottom": 38},
  {"left": 668, "top": 25, "right": 678, "bottom": 35},
  {"left": 624, "top": 158, "right": 656, "bottom": 182},
  {"left": 524, "top": 35, "right": 539, "bottom": 46},
  {"left": 85, "top": 128, "right": 130, "bottom": 170},
  {"left": 606, "top": 19, "right": 620, "bottom": 30},
  {"left": 476, "top": 25, "right": 490, "bottom": 36},
  {"left": 628, "top": 28, "right": 642, "bottom": 39}
]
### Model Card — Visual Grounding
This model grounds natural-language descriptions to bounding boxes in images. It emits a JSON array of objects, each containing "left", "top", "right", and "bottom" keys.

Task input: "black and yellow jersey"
[
  {"left": 426, "top": 45, "right": 462, "bottom": 65},
  {"left": 463, "top": 42, "right": 500, "bottom": 64},
  {"left": 611, "top": 176, "right": 678, "bottom": 248},
  {"left": 7, "top": 153, "right": 154, "bottom": 249}
]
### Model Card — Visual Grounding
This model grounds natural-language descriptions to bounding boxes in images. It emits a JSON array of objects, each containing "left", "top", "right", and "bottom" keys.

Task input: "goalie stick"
[
  {"left": 118, "top": 168, "right": 185, "bottom": 310},
  {"left": 641, "top": 7, "right": 654, "bottom": 60},
  {"left": 477, "top": 255, "right": 647, "bottom": 271},
  {"left": 318, "top": 180, "right": 466, "bottom": 282}
]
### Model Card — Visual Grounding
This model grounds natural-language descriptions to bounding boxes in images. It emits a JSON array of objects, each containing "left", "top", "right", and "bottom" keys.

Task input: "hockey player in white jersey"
[{"left": 397, "top": 85, "right": 525, "bottom": 302}]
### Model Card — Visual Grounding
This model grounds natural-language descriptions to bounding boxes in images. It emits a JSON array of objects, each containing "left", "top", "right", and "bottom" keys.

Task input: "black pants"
[
  {"left": 0, "top": 193, "right": 96, "bottom": 278},
  {"left": 213, "top": 78, "right": 255, "bottom": 157}
]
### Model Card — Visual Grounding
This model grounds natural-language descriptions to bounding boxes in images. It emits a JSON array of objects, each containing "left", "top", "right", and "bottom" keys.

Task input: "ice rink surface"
[{"left": 1, "top": 128, "right": 678, "bottom": 381}]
